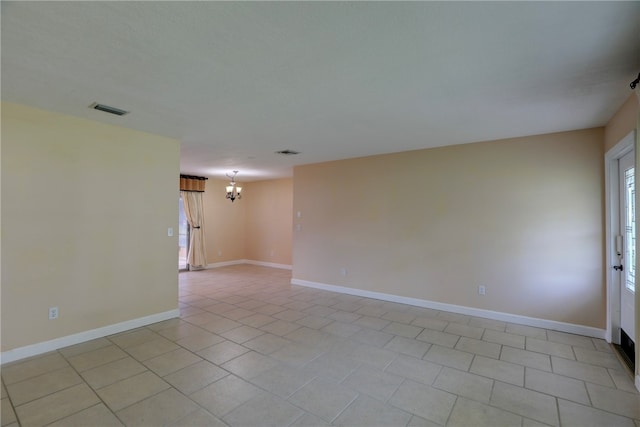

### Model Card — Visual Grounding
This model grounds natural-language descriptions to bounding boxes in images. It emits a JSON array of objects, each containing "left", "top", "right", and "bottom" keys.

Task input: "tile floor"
[{"left": 2, "top": 264, "right": 639, "bottom": 427}]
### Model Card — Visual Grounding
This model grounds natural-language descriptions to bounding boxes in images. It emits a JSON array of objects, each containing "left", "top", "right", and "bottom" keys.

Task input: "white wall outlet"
[
  {"left": 340, "top": 268, "right": 348, "bottom": 277},
  {"left": 167, "top": 227, "right": 174, "bottom": 237},
  {"left": 217, "top": 250, "right": 222, "bottom": 257},
  {"left": 49, "top": 307, "right": 59, "bottom": 320},
  {"left": 478, "top": 285, "right": 486, "bottom": 296}
]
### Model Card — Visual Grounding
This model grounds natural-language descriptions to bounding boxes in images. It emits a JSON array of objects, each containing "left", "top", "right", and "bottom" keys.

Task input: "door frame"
[{"left": 605, "top": 130, "right": 635, "bottom": 345}]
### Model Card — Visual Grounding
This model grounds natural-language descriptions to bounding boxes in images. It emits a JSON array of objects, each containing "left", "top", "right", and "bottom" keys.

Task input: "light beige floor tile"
[
  {"left": 342, "top": 365, "right": 404, "bottom": 401},
  {"left": 14, "top": 383, "right": 100, "bottom": 427},
  {"left": 573, "top": 346, "right": 625, "bottom": 369},
  {"left": 501, "top": 346, "right": 552, "bottom": 371},
  {"left": 1, "top": 383, "right": 6, "bottom": 399},
  {"left": 592, "top": 338, "right": 614, "bottom": 353},
  {"left": 328, "top": 311, "right": 361, "bottom": 323},
  {"left": 58, "top": 338, "right": 112, "bottom": 358},
  {"left": 221, "top": 351, "right": 279, "bottom": 379},
  {"left": 201, "top": 317, "right": 243, "bottom": 334},
  {"left": 261, "top": 319, "right": 302, "bottom": 336},
  {"left": 241, "top": 313, "right": 278, "bottom": 328},
  {"left": 196, "top": 340, "right": 249, "bottom": 365},
  {"left": 116, "top": 388, "right": 199, "bottom": 426},
  {"left": 444, "top": 323, "right": 485, "bottom": 339},
  {"left": 220, "top": 325, "right": 265, "bottom": 344},
  {"left": 482, "top": 329, "right": 525, "bottom": 349},
  {"left": 6, "top": 367, "right": 82, "bottom": 406},
  {"left": 223, "top": 392, "right": 303, "bottom": 427},
  {"left": 304, "top": 305, "right": 337, "bottom": 317},
  {"left": 163, "top": 360, "right": 228, "bottom": 395},
  {"left": 385, "top": 354, "right": 442, "bottom": 385},
  {"left": 270, "top": 343, "right": 325, "bottom": 367},
  {"left": 345, "top": 343, "right": 397, "bottom": 369},
  {"left": 235, "top": 299, "right": 267, "bottom": 310},
  {"left": 546, "top": 331, "right": 596, "bottom": 350},
  {"left": 273, "top": 309, "right": 307, "bottom": 322},
  {"left": 382, "top": 322, "right": 423, "bottom": 338},
  {"left": 146, "top": 317, "right": 183, "bottom": 332},
  {"left": 285, "top": 300, "right": 316, "bottom": 311},
  {"left": 291, "top": 412, "right": 332, "bottom": 427},
  {"left": 1, "top": 398, "right": 17, "bottom": 426},
  {"left": 108, "top": 328, "right": 159, "bottom": 348},
  {"left": 67, "top": 345, "right": 128, "bottom": 372},
  {"left": 551, "top": 356, "right": 615, "bottom": 387},
  {"left": 296, "top": 315, "right": 334, "bottom": 329},
  {"left": 424, "top": 345, "right": 474, "bottom": 371},
  {"left": 490, "top": 381, "right": 559, "bottom": 426},
  {"left": 468, "top": 317, "right": 507, "bottom": 332},
  {"left": 411, "top": 316, "right": 448, "bottom": 331},
  {"left": 436, "top": 311, "right": 471, "bottom": 324},
  {"left": 382, "top": 311, "right": 416, "bottom": 324},
  {"left": 180, "top": 306, "right": 205, "bottom": 318},
  {"left": 125, "top": 337, "right": 181, "bottom": 361},
  {"left": 155, "top": 322, "right": 205, "bottom": 341},
  {"left": 448, "top": 396, "right": 521, "bottom": 427},
  {"left": 351, "top": 329, "right": 395, "bottom": 348},
  {"left": 433, "top": 367, "right": 493, "bottom": 404},
  {"left": 289, "top": 378, "right": 358, "bottom": 422},
  {"left": 525, "top": 367, "right": 590, "bottom": 405},
  {"left": 254, "top": 303, "right": 287, "bottom": 316},
  {"left": 455, "top": 336, "right": 501, "bottom": 359},
  {"left": 47, "top": 404, "right": 123, "bottom": 427},
  {"left": 96, "top": 371, "right": 169, "bottom": 412},
  {"left": 558, "top": 398, "right": 636, "bottom": 427},
  {"left": 221, "top": 307, "right": 255, "bottom": 320},
  {"left": 303, "top": 352, "right": 360, "bottom": 382},
  {"left": 285, "top": 327, "right": 342, "bottom": 349},
  {"left": 407, "top": 415, "right": 442, "bottom": 426},
  {"left": 334, "top": 394, "right": 412, "bottom": 427},
  {"left": 143, "top": 348, "right": 201, "bottom": 376},
  {"left": 2, "top": 353, "right": 69, "bottom": 385},
  {"left": 526, "top": 337, "right": 574, "bottom": 359},
  {"left": 506, "top": 323, "right": 547, "bottom": 339},
  {"left": 586, "top": 382, "right": 640, "bottom": 419},
  {"left": 416, "top": 329, "right": 461, "bottom": 348},
  {"left": 609, "top": 368, "right": 639, "bottom": 392},
  {"left": 321, "top": 321, "right": 361, "bottom": 338},
  {"left": 470, "top": 355, "right": 524, "bottom": 386},
  {"left": 355, "top": 305, "right": 387, "bottom": 318},
  {"left": 80, "top": 357, "right": 147, "bottom": 389},
  {"left": 522, "top": 419, "right": 554, "bottom": 427},
  {"left": 169, "top": 408, "right": 227, "bottom": 427},
  {"left": 244, "top": 333, "right": 292, "bottom": 354},
  {"left": 251, "top": 364, "right": 316, "bottom": 398},
  {"left": 190, "top": 374, "right": 265, "bottom": 417},
  {"left": 175, "top": 330, "right": 226, "bottom": 351},
  {"left": 389, "top": 379, "right": 456, "bottom": 425},
  {"left": 353, "top": 315, "right": 390, "bottom": 330},
  {"left": 384, "top": 336, "right": 431, "bottom": 358}
]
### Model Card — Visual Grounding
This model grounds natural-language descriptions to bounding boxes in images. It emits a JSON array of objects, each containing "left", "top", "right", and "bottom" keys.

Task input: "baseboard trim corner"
[
  {"left": 291, "top": 278, "right": 605, "bottom": 339},
  {"left": 1, "top": 309, "right": 179, "bottom": 365}
]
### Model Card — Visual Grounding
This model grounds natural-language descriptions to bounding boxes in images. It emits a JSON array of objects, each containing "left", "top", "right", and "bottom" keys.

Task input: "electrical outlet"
[
  {"left": 49, "top": 307, "right": 59, "bottom": 320},
  {"left": 340, "top": 268, "right": 348, "bottom": 277},
  {"left": 167, "top": 227, "right": 174, "bottom": 237},
  {"left": 478, "top": 285, "right": 486, "bottom": 296}
]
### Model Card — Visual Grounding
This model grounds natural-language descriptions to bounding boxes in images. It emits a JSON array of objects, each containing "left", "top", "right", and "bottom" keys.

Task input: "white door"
[{"left": 618, "top": 151, "right": 635, "bottom": 352}]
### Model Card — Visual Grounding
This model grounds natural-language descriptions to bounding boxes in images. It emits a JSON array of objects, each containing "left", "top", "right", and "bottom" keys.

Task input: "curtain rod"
[{"left": 180, "top": 174, "right": 208, "bottom": 180}]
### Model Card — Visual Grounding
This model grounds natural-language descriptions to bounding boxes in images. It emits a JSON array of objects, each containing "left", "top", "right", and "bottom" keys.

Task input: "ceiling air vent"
[
  {"left": 90, "top": 102, "right": 129, "bottom": 116},
  {"left": 275, "top": 149, "right": 300, "bottom": 156}
]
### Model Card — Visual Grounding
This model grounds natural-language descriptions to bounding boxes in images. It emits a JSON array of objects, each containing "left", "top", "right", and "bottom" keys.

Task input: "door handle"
[{"left": 613, "top": 265, "right": 624, "bottom": 271}]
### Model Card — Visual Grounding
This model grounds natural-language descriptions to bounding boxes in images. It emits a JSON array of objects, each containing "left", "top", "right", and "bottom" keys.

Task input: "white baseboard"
[
  {"left": 1, "top": 309, "right": 179, "bottom": 365},
  {"left": 291, "top": 278, "right": 606, "bottom": 339},
  {"left": 245, "top": 260, "right": 293, "bottom": 270},
  {"left": 207, "top": 259, "right": 292, "bottom": 270},
  {"left": 636, "top": 375, "right": 640, "bottom": 392}
]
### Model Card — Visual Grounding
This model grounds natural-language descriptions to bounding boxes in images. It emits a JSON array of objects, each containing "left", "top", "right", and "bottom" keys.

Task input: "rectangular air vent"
[{"left": 90, "top": 102, "right": 129, "bottom": 116}]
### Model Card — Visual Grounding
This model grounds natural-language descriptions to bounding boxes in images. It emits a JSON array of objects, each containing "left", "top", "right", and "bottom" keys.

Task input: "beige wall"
[
  {"left": 293, "top": 128, "right": 605, "bottom": 328},
  {"left": 605, "top": 94, "right": 639, "bottom": 152},
  {"left": 202, "top": 178, "right": 293, "bottom": 266},
  {"left": 244, "top": 179, "right": 293, "bottom": 265},
  {"left": 202, "top": 178, "right": 247, "bottom": 264},
  {"left": 1, "top": 103, "right": 180, "bottom": 351}
]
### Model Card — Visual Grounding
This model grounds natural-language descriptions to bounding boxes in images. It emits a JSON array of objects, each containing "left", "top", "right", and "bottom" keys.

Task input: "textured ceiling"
[{"left": 2, "top": 2, "right": 639, "bottom": 181}]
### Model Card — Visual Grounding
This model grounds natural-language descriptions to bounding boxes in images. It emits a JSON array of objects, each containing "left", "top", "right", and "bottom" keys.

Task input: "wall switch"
[
  {"left": 297, "top": 211, "right": 302, "bottom": 219},
  {"left": 340, "top": 268, "right": 348, "bottom": 277},
  {"left": 478, "top": 285, "right": 486, "bottom": 295},
  {"left": 167, "top": 227, "right": 174, "bottom": 237},
  {"left": 49, "top": 307, "right": 59, "bottom": 320}
]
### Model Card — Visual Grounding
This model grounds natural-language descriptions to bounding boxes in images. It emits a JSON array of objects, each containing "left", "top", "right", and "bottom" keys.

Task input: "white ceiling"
[{"left": 2, "top": 2, "right": 639, "bottom": 181}]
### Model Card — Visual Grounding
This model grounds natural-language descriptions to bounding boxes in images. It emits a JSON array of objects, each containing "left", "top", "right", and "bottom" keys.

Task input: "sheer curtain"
[{"left": 180, "top": 190, "right": 207, "bottom": 269}]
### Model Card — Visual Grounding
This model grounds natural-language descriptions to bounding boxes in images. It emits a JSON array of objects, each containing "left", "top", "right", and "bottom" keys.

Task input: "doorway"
[{"left": 605, "top": 130, "right": 636, "bottom": 374}]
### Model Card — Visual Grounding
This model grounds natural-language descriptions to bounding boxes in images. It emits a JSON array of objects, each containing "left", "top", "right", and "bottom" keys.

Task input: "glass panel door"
[{"left": 178, "top": 196, "right": 190, "bottom": 270}]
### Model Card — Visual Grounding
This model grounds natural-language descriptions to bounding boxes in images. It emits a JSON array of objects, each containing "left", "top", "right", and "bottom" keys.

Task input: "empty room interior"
[{"left": 2, "top": 2, "right": 640, "bottom": 426}]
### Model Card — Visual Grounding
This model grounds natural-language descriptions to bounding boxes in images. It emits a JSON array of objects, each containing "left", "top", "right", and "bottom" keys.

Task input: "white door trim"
[{"left": 605, "top": 130, "right": 636, "bottom": 343}]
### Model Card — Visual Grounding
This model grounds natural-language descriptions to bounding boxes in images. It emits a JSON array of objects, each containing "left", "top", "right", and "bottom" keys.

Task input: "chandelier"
[{"left": 225, "top": 171, "right": 242, "bottom": 202}]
